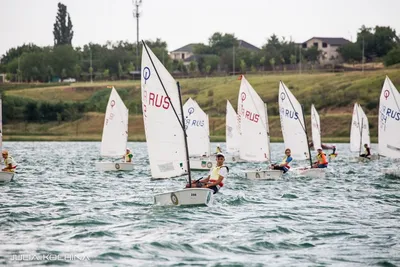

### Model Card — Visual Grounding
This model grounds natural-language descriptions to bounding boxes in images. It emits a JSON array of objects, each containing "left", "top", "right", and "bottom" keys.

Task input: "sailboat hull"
[
  {"left": 245, "top": 169, "right": 283, "bottom": 179},
  {"left": 0, "top": 171, "right": 15, "bottom": 182},
  {"left": 154, "top": 188, "right": 214, "bottom": 206},
  {"left": 189, "top": 158, "right": 213, "bottom": 171},
  {"left": 95, "top": 162, "right": 134, "bottom": 171},
  {"left": 292, "top": 167, "right": 326, "bottom": 178}
]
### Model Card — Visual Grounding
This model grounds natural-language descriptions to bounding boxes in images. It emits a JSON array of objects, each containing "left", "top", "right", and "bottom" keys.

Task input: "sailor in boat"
[
  {"left": 309, "top": 141, "right": 337, "bottom": 158},
  {"left": 328, "top": 144, "right": 338, "bottom": 159},
  {"left": 359, "top": 144, "right": 371, "bottom": 159},
  {"left": 215, "top": 144, "right": 222, "bottom": 154},
  {"left": 186, "top": 153, "right": 228, "bottom": 194},
  {"left": 2, "top": 150, "right": 17, "bottom": 172},
  {"left": 123, "top": 148, "right": 133, "bottom": 163},
  {"left": 270, "top": 148, "right": 292, "bottom": 173},
  {"left": 312, "top": 148, "right": 328, "bottom": 168}
]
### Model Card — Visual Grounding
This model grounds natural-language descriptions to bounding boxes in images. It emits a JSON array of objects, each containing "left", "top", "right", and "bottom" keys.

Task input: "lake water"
[{"left": 0, "top": 142, "right": 399, "bottom": 266}]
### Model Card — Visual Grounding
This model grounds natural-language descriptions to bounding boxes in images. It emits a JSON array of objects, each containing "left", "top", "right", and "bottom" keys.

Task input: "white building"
[{"left": 301, "top": 37, "right": 351, "bottom": 65}]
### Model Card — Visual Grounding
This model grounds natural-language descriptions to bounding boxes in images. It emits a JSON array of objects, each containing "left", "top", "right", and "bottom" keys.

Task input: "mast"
[
  {"left": 302, "top": 105, "right": 313, "bottom": 168},
  {"left": 264, "top": 103, "right": 272, "bottom": 164},
  {"left": 177, "top": 82, "right": 192, "bottom": 185},
  {"left": 359, "top": 116, "right": 364, "bottom": 155}
]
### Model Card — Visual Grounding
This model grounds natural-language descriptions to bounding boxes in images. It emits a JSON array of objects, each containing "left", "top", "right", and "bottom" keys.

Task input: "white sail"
[
  {"left": 350, "top": 103, "right": 370, "bottom": 153},
  {"left": 100, "top": 88, "right": 129, "bottom": 157},
  {"left": 0, "top": 98, "right": 2, "bottom": 153},
  {"left": 183, "top": 98, "right": 210, "bottom": 157},
  {"left": 141, "top": 43, "right": 187, "bottom": 178},
  {"left": 311, "top": 104, "right": 322, "bottom": 151},
  {"left": 350, "top": 103, "right": 361, "bottom": 152},
  {"left": 379, "top": 76, "right": 400, "bottom": 158},
  {"left": 278, "top": 81, "right": 310, "bottom": 160},
  {"left": 359, "top": 105, "right": 371, "bottom": 149},
  {"left": 226, "top": 100, "right": 240, "bottom": 154},
  {"left": 237, "top": 76, "right": 269, "bottom": 162}
]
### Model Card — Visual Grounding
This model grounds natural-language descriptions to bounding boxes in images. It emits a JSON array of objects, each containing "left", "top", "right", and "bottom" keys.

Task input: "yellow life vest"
[
  {"left": 125, "top": 153, "right": 132, "bottom": 162},
  {"left": 210, "top": 165, "right": 228, "bottom": 187}
]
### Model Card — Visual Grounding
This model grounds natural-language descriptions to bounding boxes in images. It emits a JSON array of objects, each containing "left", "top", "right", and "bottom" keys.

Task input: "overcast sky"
[{"left": 1, "top": 0, "right": 399, "bottom": 56}]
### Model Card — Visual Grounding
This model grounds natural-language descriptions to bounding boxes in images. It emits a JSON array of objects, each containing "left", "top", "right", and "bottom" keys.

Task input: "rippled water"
[{"left": 0, "top": 142, "right": 399, "bottom": 266}]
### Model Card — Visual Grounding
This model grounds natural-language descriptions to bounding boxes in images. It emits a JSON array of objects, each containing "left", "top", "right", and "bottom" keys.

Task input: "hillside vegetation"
[{"left": 3, "top": 70, "right": 399, "bottom": 141}]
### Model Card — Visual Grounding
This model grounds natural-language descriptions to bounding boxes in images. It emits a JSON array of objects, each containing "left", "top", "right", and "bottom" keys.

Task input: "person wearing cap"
[
  {"left": 312, "top": 148, "right": 328, "bottom": 168},
  {"left": 1, "top": 150, "right": 17, "bottom": 172},
  {"left": 123, "top": 148, "right": 133, "bottom": 163},
  {"left": 270, "top": 148, "right": 292, "bottom": 173},
  {"left": 187, "top": 153, "right": 228, "bottom": 194},
  {"left": 359, "top": 144, "right": 371, "bottom": 158}
]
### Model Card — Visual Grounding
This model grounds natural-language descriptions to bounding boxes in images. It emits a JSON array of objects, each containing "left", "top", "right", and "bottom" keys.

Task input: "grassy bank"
[
  {"left": 3, "top": 113, "right": 378, "bottom": 143},
  {"left": 3, "top": 70, "right": 397, "bottom": 141}
]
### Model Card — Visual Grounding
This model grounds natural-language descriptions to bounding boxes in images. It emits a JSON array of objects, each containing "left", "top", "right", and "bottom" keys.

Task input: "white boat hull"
[
  {"left": 0, "top": 171, "right": 15, "bottom": 182},
  {"left": 292, "top": 167, "right": 326, "bottom": 178},
  {"left": 245, "top": 169, "right": 283, "bottom": 179},
  {"left": 382, "top": 168, "right": 400, "bottom": 177},
  {"left": 95, "top": 162, "right": 134, "bottom": 171},
  {"left": 154, "top": 188, "right": 214, "bottom": 206},
  {"left": 189, "top": 159, "right": 213, "bottom": 171}
]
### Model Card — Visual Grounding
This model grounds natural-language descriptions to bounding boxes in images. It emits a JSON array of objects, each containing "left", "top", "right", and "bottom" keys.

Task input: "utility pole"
[
  {"left": 90, "top": 49, "right": 93, "bottom": 83},
  {"left": 17, "top": 57, "right": 20, "bottom": 83},
  {"left": 362, "top": 36, "right": 365, "bottom": 74},
  {"left": 232, "top": 45, "right": 235, "bottom": 75},
  {"left": 133, "top": 0, "right": 142, "bottom": 71},
  {"left": 299, "top": 46, "right": 302, "bottom": 74}
]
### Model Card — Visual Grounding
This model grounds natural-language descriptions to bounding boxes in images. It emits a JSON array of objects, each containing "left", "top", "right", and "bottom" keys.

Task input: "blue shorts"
[{"left": 318, "top": 164, "right": 328, "bottom": 168}]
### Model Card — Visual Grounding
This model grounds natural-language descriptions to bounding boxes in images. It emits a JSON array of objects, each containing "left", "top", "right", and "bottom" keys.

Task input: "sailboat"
[
  {"left": 183, "top": 98, "right": 213, "bottom": 171},
  {"left": 0, "top": 98, "right": 15, "bottom": 182},
  {"left": 225, "top": 100, "right": 241, "bottom": 162},
  {"left": 311, "top": 105, "right": 337, "bottom": 161},
  {"left": 379, "top": 76, "right": 400, "bottom": 177},
  {"left": 349, "top": 103, "right": 377, "bottom": 161},
  {"left": 279, "top": 81, "right": 326, "bottom": 178},
  {"left": 141, "top": 41, "right": 213, "bottom": 206},
  {"left": 238, "top": 76, "right": 282, "bottom": 179},
  {"left": 95, "top": 87, "right": 133, "bottom": 171}
]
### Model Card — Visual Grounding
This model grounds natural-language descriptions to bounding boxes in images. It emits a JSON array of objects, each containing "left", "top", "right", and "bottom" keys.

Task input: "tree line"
[{"left": 0, "top": 2, "right": 399, "bottom": 83}]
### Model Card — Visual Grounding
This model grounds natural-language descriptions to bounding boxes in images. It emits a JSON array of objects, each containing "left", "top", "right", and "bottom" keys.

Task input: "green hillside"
[{"left": 3, "top": 69, "right": 399, "bottom": 141}]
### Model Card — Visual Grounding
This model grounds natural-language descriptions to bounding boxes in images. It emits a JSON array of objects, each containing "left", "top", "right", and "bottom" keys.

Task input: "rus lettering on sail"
[
  {"left": 280, "top": 108, "right": 299, "bottom": 120},
  {"left": 148, "top": 92, "right": 170, "bottom": 110},
  {"left": 386, "top": 107, "right": 400, "bottom": 121},
  {"left": 244, "top": 110, "right": 259, "bottom": 123}
]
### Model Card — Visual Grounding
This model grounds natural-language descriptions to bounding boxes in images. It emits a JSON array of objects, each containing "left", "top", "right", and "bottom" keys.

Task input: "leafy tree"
[
  {"left": 103, "top": 69, "right": 110, "bottom": 79},
  {"left": 240, "top": 59, "right": 246, "bottom": 73},
  {"left": 269, "top": 58, "right": 275, "bottom": 71},
  {"left": 189, "top": 61, "right": 197, "bottom": 73},
  {"left": 118, "top": 61, "right": 123, "bottom": 78},
  {"left": 304, "top": 46, "right": 321, "bottom": 64},
  {"left": 53, "top": 2, "right": 74, "bottom": 45},
  {"left": 338, "top": 43, "right": 362, "bottom": 62},
  {"left": 384, "top": 46, "right": 400, "bottom": 66}
]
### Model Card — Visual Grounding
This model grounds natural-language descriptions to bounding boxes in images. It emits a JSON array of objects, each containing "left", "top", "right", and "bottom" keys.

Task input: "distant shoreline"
[{"left": 3, "top": 135, "right": 377, "bottom": 143}]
